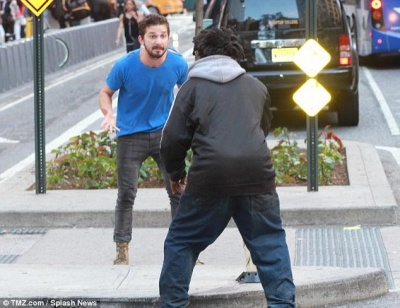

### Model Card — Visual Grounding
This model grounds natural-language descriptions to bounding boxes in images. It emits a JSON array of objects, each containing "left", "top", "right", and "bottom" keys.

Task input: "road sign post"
[
  {"left": 306, "top": 0, "right": 318, "bottom": 192},
  {"left": 22, "top": 0, "right": 54, "bottom": 194},
  {"left": 293, "top": 0, "right": 331, "bottom": 192},
  {"left": 33, "top": 15, "right": 46, "bottom": 194}
]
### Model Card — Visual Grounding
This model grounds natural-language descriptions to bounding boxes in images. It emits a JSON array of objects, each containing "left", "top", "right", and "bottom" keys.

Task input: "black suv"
[{"left": 204, "top": 0, "right": 359, "bottom": 126}]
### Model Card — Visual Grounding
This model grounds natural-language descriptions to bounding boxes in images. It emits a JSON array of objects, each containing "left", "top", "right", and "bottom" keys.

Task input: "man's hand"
[
  {"left": 100, "top": 115, "right": 120, "bottom": 134},
  {"left": 98, "top": 84, "right": 118, "bottom": 134},
  {"left": 170, "top": 177, "right": 187, "bottom": 194}
]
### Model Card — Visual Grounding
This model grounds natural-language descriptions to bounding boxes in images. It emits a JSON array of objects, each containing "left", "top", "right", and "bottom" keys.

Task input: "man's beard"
[{"left": 144, "top": 44, "right": 167, "bottom": 59}]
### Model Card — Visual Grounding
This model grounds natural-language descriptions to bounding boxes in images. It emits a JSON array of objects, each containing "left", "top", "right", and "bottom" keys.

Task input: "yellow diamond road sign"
[
  {"left": 293, "top": 78, "right": 331, "bottom": 117},
  {"left": 294, "top": 39, "right": 331, "bottom": 77},
  {"left": 21, "top": 0, "right": 54, "bottom": 17}
]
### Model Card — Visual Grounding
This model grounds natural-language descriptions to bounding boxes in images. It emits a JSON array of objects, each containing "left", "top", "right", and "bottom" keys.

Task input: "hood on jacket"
[{"left": 188, "top": 55, "right": 246, "bottom": 83}]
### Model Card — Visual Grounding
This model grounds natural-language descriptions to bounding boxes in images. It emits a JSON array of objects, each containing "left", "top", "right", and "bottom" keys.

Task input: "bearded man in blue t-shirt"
[{"left": 98, "top": 14, "right": 188, "bottom": 265}]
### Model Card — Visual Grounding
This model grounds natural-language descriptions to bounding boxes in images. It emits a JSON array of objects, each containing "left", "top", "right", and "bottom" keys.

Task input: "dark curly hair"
[{"left": 192, "top": 28, "right": 244, "bottom": 61}]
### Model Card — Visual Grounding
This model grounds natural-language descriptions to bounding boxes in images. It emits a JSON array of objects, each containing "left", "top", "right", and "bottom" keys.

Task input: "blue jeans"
[
  {"left": 159, "top": 191, "right": 296, "bottom": 308},
  {"left": 114, "top": 131, "right": 180, "bottom": 243}
]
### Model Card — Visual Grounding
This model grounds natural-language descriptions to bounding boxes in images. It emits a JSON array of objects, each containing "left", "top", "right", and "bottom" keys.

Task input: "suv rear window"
[
  {"left": 207, "top": 0, "right": 345, "bottom": 68},
  {"left": 227, "top": 0, "right": 300, "bottom": 31}
]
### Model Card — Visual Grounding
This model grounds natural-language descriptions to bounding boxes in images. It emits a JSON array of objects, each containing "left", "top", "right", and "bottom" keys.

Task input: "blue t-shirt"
[{"left": 106, "top": 49, "right": 188, "bottom": 137}]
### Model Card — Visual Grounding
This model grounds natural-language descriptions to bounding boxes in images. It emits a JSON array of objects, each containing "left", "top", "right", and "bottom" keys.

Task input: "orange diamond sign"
[{"left": 21, "top": 0, "right": 54, "bottom": 17}]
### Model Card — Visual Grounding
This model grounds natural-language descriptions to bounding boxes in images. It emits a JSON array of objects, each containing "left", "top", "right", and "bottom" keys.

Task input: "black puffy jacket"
[{"left": 161, "top": 55, "right": 276, "bottom": 196}]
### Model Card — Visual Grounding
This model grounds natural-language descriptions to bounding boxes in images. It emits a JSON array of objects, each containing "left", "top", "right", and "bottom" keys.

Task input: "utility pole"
[{"left": 195, "top": 0, "right": 204, "bottom": 36}]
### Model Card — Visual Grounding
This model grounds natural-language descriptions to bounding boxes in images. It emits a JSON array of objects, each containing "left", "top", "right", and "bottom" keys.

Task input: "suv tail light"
[
  {"left": 371, "top": 0, "right": 385, "bottom": 30},
  {"left": 339, "top": 35, "right": 352, "bottom": 66}
]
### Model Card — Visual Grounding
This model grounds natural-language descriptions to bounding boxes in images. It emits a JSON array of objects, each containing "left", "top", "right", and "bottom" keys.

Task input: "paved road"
[{"left": 1, "top": 14, "right": 400, "bottom": 308}]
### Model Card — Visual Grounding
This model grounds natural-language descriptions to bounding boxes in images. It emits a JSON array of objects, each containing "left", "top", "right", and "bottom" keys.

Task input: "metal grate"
[
  {"left": 0, "top": 255, "right": 20, "bottom": 264},
  {"left": 295, "top": 227, "right": 394, "bottom": 288}
]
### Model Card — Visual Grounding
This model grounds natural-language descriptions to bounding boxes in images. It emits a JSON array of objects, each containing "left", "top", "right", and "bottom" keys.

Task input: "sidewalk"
[{"left": 0, "top": 141, "right": 398, "bottom": 307}]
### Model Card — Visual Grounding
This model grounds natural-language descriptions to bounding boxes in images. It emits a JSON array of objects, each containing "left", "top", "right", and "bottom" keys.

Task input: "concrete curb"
[{"left": 0, "top": 265, "right": 388, "bottom": 308}]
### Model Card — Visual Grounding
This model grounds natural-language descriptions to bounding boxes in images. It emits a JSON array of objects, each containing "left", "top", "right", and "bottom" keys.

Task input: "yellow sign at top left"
[{"left": 21, "top": 0, "right": 54, "bottom": 17}]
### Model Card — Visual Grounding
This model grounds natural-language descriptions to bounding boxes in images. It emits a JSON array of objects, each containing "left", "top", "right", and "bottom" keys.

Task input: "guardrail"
[{"left": 0, "top": 18, "right": 123, "bottom": 94}]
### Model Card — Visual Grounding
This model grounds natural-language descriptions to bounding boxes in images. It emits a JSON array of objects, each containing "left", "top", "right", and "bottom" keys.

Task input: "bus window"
[{"left": 383, "top": 0, "right": 400, "bottom": 32}]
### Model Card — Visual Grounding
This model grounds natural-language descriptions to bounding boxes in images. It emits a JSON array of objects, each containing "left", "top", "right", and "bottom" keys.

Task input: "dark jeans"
[
  {"left": 159, "top": 191, "right": 296, "bottom": 308},
  {"left": 114, "top": 131, "right": 180, "bottom": 243}
]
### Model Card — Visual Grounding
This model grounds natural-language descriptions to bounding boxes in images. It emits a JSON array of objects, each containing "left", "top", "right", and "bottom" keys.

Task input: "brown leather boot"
[{"left": 113, "top": 242, "right": 129, "bottom": 265}]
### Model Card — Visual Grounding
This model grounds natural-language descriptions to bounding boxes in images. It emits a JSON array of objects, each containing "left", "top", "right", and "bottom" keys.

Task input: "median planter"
[{"left": 43, "top": 127, "right": 348, "bottom": 190}]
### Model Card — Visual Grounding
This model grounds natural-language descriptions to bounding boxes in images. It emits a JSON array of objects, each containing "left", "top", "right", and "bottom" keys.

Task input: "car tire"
[
  {"left": 318, "top": 0, "right": 341, "bottom": 27},
  {"left": 298, "top": 0, "right": 341, "bottom": 28},
  {"left": 337, "top": 91, "right": 359, "bottom": 126}
]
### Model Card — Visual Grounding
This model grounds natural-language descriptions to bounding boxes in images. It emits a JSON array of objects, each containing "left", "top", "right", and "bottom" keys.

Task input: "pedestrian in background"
[
  {"left": 115, "top": 0, "right": 150, "bottom": 18},
  {"left": 0, "top": 15, "right": 5, "bottom": 43},
  {"left": 99, "top": 14, "right": 188, "bottom": 265},
  {"left": 159, "top": 28, "right": 296, "bottom": 307},
  {"left": 180, "top": 0, "right": 187, "bottom": 15},
  {"left": 115, "top": 0, "right": 143, "bottom": 53},
  {"left": 0, "top": 0, "right": 5, "bottom": 42},
  {"left": 136, "top": 0, "right": 150, "bottom": 15},
  {"left": 11, "top": 0, "right": 24, "bottom": 40},
  {"left": 2, "top": 0, "right": 14, "bottom": 41}
]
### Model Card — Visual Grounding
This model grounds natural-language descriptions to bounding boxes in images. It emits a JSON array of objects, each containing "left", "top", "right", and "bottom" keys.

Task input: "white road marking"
[
  {"left": 0, "top": 154, "right": 34, "bottom": 184},
  {"left": 362, "top": 67, "right": 400, "bottom": 136},
  {"left": 0, "top": 53, "right": 122, "bottom": 114},
  {"left": 0, "top": 98, "right": 117, "bottom": 184},
  {"left": 0, "top": 137, "right": 19, "bottom": 144},
  {"left": 376, "top": 146, "right": 400, "bottom": 167}
]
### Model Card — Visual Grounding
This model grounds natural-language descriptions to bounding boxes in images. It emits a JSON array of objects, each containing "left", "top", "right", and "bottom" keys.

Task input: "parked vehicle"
[
  {"left": 343, "top": 0, "right": 400, "bottom": 57},
  {"left": 146, "top": 0, "right": 184, "bottom": 16},
  {"left": 204, "top": 0, "right": 360, "bottom": 126}
]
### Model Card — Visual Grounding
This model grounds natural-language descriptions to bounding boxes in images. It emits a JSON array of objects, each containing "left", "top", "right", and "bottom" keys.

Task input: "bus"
[{"left": 343, "top": 0, "right": 400, "bottom": 57}]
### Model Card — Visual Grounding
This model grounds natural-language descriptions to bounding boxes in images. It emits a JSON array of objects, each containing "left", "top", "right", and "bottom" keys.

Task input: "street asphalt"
[{"left": 0, "top": 140, "right": 398, "bottom": 307}]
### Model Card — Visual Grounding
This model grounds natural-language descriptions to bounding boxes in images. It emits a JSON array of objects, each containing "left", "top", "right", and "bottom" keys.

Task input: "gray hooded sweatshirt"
[{"left": 160, "top": 55, "right": 276, "bottom": 196}]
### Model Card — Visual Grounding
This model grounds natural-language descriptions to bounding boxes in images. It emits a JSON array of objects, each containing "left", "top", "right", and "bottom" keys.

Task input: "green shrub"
[
  {"left": 271, "top": 126, "right": 344, "bottom": 185},
  {"left": 47, "top": 131, "right": 118, "bottom": 189},
  {"left": 46, "top": 127, "right": 345, "bottom": 189}
]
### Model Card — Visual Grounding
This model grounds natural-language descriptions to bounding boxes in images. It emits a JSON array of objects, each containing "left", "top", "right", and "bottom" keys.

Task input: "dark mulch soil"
[{"left": 329, "top": 152, "right": 349, "bottom": 186}]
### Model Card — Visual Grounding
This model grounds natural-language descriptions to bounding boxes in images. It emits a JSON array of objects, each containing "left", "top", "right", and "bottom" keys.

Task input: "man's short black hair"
[{"left": 192, "top": 28, "right": 244, "bottom": 61}]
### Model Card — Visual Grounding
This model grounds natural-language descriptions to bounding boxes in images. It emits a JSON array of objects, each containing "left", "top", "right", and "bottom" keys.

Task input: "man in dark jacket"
[{"left": 159, "top": 28, "right": 296, "bottom": 308}]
